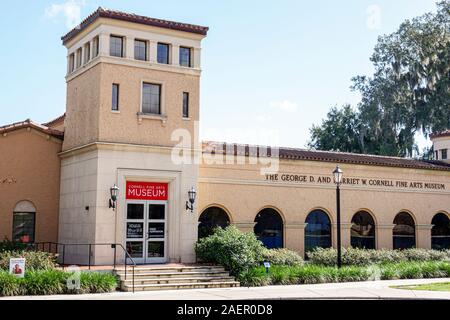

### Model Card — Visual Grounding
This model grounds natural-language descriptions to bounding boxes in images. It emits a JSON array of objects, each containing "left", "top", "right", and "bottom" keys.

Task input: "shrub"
[
  {"left": 262, "top": 248, "right": 303, "bottom": 266},
  {"left": 338, "top": 266, "right": 371, "bottom": 282},
  {"left": 369, "top": 249, "right": 406, "bottom": 264},
  {"left": 0, "top": 238, "right": 30, "bottom": 252},
  {"left": 0, "top": 251, "right": 58, "bottom": 271},
  {"left": 24, "top": 270, "right": 67, "bottom": 295},
  {"left": 195, "top": 225, "right": 266, "bottom": 276},
  {"left": 308, "top": 247, "right": 372, "bottom": 266},
  {"left": 0, "top": 269, "right": 118, "bottom": 296},
  {"left": 238, "top": 261, "right": 450, "bottom": 287},
  {"left": 237, "top": 267, "right": 270, "bottom": 287},
  {"left": 80, "top": 272, "right": 118, "bottom": 294},
  {"left": 307, "top": 247, "right": 450, "bottom": 266},
  {"left": 402, "top": 249, "right": 449, "bottom": 262},
  {"left": 0, "top": 271, "right": 24, "bottom": 296}
]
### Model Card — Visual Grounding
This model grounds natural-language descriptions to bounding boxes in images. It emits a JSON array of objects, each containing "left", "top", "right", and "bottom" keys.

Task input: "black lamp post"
[{"left": 333, "top": 166, "right": 343, "bottom": 268}]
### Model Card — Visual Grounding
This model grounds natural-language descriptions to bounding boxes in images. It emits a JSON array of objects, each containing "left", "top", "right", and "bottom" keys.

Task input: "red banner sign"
[{"left": 126, "top": 181, "right": 168, "bottom": 200}]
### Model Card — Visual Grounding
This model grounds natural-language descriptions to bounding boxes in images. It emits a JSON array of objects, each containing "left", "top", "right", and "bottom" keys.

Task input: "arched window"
[
  {"left": 254, "top": 208, "right": 284, "bottom": 249},
  {"left": 13, "top": 200, "right": 36, "bottom": 243},
  {"left": 305, "top": 209, "right": 332, "bottom": 254},
  {"left": 351, "top": 211, "right": 376, "bottom": 249},
  {"left": 431, "top": 213, "right": 450, "bottom": 250},
  {"left": 393, "top": 212, "right": 416, "bottom": 249},
  {"left": 198, "top": 206, "right": 230, "bottom": 239}
]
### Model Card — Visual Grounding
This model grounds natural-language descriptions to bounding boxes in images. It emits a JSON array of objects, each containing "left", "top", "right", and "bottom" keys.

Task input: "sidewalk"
[{"left": 2, "top": 278, "right": 450, "bottom": 300}]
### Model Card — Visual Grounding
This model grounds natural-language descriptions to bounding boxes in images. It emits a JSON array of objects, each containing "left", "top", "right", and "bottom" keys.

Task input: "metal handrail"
[{"left": 31, "top": 242, "right": 137, "bottom": 293}]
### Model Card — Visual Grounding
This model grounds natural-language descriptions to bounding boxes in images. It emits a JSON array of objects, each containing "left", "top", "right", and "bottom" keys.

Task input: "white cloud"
[
  {"left": 45, "top": 0, "right": 86, "bottom": 29},
  {"left": 269, "top": 100, "right": 298, "bottom": 113}
]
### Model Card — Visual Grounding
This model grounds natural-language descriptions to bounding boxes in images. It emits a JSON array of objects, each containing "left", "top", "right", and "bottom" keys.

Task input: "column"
[
  {"left": 66, "top": 55, "right": 71, "bottom": 74},
  {"left": 172, "top": 44, "right": 180, "bottom": 66},
  {"left": 89, "top": 40, "right": 94, "bottom": 60},
  {"left": 416, "top": 224, "right": 433, "bottom": 249},
  {"left": 377, "top": 224, "right": 395, "bottom": 249},
  {"left": 125, "top": 36, "right": 134, "bottom": 59},
  {"left": 285, "top": 223, "right": 306, "bottom": 257},
  {"left": 233, "top": 221, "right": 255, "bottom": 233},
  {"left": 80, "top": 46, "right": 85, "bottom": 66},
  {"left": 193, "top": 48, "right": 201, "bottom": 69},
  {"left": 149, "top": 41, "right": 158, "bottom": 63},
  {"left": 332, "top": 223, "right": 352, "bottom": 249},
  {"left": 73, "top": 50, "right": 78, "bottom": 70},
  {"left": 99, "top": 33, "right": 110, "bottom": 56}
]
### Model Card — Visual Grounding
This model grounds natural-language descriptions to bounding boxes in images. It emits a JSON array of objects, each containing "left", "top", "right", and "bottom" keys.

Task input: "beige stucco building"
[{"left": 0, "top": 8, "right": 449, "bottom": 265}]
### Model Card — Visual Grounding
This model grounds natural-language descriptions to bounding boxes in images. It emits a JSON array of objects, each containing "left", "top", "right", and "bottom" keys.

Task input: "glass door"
[
  {"left": 125, "top": 201, "right": 146, "bottom": 264},
  {"left": 125, "top": 201, "right": 168, "bottom": 264},
  {"left": 146, "top": 202, "right": 167, "bottom": 263}
]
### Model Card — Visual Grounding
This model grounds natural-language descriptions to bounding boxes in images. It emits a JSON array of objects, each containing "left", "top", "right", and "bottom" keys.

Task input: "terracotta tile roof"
[
  {"left": 430, "top": 130, "right": 450, "bottom": 139},
  {"left": 42, "top": 113, "right": 66, "bottom": 127},
  {"left": 61, "top": 7, "right": 209, "bottom": 45},
  {"left": 202, "top": 141, "right": 450, "bottom": 172},
  {"left": 0, "top": 119, "right": 64, "bottom": 140}
]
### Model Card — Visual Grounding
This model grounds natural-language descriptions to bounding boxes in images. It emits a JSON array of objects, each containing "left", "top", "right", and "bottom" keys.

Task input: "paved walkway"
[{"left": 2, "top": 278, "right": 450, "bottom": 300}]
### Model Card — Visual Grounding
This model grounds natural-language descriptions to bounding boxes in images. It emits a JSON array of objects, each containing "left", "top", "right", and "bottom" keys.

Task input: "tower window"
[
  {"left": 442, "top": 149, "right": 448, "bottom": 160},
  {"left": 179, "top": 47, "right": 192, "bottom": 67},
  {"left": 157, "top": 43, "right": 170, "bottom": 64},
  {"left": 135, "top": 40, "right": 147, "bottom": 61},
  {"left": 110, "top": 36, "right": 124, "bottom": 57},
  {"left": 84, "top": 43, "right": 90, "bottom": 64},
  {"left": 93, "top": 36, "right": 99, "bottom": 57},
  {"left": 112, "top": 84, "right": 119, "bottom": 111},
  {"left": 183, "top": 92, "right": 189, "bottom": 118},
  {"left": 142, "top": 83, "right": 161, "bottom": 114},
  {"left": 76, "top": 48, "right": 82, "bottom": 68}
]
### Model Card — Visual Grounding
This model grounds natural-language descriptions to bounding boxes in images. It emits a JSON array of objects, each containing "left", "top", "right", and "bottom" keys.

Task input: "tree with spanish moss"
[{"left": 309, "top": 0, "right": 450, "bottom": 157}]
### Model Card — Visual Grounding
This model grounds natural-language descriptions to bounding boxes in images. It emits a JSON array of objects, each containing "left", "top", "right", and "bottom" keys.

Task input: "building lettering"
[{"left": 264, "top": 174, "right": 446, "bottom": 191}]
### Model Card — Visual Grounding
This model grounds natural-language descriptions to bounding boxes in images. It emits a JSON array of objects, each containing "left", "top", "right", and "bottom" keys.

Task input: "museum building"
[{"left": 0, "top": 8, "right": 449, "bottom": 265}]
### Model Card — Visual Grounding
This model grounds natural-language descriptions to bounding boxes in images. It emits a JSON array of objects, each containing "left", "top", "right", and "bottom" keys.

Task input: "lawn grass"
[{"left": 392, "top": 282, "right": 450, "bottom": 292}]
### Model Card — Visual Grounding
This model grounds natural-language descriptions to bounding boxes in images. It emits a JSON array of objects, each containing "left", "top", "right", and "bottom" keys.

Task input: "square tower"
[
  {"left": 62, "top": 7, "right": 207, "bottom": 151},
  {"left": 58, "top": 8, "right": 208, "bottom": 265}
]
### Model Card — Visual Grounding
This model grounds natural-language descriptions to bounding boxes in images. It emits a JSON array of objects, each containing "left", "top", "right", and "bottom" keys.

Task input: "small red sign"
[{"left": 126, "top": 181, "right": 168, "bottom": 200}]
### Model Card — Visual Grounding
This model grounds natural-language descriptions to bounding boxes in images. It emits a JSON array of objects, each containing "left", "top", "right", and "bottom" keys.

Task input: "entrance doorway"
[{"left": 125, "top": 200, "right": 168, "bottom": 264}]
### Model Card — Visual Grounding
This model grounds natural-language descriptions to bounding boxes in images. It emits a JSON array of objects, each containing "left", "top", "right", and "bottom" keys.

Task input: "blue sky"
[{"left": 0, "top": 0, "right": 439, "bottom": 149}]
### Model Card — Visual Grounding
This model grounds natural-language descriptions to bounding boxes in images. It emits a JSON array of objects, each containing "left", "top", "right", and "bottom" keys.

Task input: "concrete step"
[
  {"left": 120, "top": 276, "right": 236, "bottom": 285},
  {"left": 121, "top": 281, "right": 240, "bottom": 292},
  {"left": 114, "top": 266, "right": 225, "bottom": 273},
  {"left": 115, "top": 270, "right": 230, "bottom": 279}
]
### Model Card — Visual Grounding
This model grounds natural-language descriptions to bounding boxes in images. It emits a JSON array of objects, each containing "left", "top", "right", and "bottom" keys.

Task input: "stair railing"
[{"left": 31, "top": 242, "right": 137, "bottom": 293}]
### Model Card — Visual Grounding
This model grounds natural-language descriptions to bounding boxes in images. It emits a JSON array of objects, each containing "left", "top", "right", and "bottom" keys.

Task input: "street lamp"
[
  {"left": 109, "top": 184, "right": 119, "bottom": 210},
  {"left": 186, "top": 187, "right": 197, "bottom": 212},
  {"left": 333, "top": 166, "right": 343, "bottom": 268}
]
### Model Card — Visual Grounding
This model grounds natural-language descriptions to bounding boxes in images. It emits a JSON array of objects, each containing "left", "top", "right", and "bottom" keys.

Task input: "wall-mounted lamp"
[
  {"left": 186, "top": 187, "right": 197, "bottom": 212},
  {"left": 109, "top": 184, "right": 119, "bottom": 209}
]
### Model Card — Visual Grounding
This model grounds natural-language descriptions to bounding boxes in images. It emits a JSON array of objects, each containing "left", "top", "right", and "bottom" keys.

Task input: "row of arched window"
[{"left": 198, "top": 206, "right": 450, "bottom": 252}]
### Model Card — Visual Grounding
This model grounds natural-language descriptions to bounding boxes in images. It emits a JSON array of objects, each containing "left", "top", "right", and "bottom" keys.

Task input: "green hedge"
[
  {"left": 262, "top": 248, "right": 303, "bottom": 266},
  {"left": 0, "top": 251, "right": 58, "bottom": 271},
  {"left": 238, "top": 261, "right": 450, "bottom": 286},
  {"left": 307, "top": 247, "right": 450, "bottom": 266},
  {"left": 0, "top": 270, "right": 118, "bottom": 296}
]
